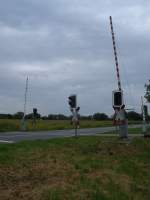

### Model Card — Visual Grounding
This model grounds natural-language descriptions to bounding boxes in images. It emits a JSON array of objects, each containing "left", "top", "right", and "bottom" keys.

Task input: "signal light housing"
[
  {"left": 112, "top": 90, "right": 123, "bottom": 109},
  {"left": 33, "top": 108, "right": 37, "bottom": 115},
  {"left": 68, "top": 95, "right": 76, "bottom": 108}
]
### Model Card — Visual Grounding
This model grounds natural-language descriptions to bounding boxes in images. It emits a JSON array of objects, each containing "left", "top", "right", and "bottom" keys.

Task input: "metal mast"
[
  {"left": 23, "top": 77, "right": 28, "bottom": 119},
  {"left": 109, "top": 16, "right": 122, "bottom": 91},
  {"left": 21, "top": 77, "right": 29, "bottom": 131}
]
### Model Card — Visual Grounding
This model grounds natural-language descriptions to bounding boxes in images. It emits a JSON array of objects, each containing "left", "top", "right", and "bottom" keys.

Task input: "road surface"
[{"left": 0, "top": 124, "right": 143, "bottom": 143}]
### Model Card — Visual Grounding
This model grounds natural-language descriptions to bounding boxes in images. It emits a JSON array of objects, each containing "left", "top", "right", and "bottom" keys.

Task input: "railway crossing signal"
[
  {"left": 68, "top": 94, "right": 80, "bottom": 137},
  {"left": 110, "top": 16, "right": 128, "bottom": 138},
  {"left": 33, "top": 108, "right": 37, "bottom": 116},
  {"left": 68, "top": 95, "right": 76, "bottom": 108}
]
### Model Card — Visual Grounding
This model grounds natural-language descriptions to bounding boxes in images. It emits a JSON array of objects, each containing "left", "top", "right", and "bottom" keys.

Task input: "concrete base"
[{"left": 119, "top": 124, "right": 128, "bottom": 139}]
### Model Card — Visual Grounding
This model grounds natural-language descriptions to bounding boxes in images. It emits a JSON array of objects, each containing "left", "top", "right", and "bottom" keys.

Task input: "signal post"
[
  {"left": 32, "top": 108, "right": 38, "bottom": 128},
  {"left": 68, "top": 95, "right": 80, "bottom": 137}
]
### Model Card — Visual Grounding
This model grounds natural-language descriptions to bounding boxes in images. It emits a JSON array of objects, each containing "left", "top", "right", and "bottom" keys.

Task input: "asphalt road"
[{"left": 0, "top": 124, "right": 143, "bottom": 143}]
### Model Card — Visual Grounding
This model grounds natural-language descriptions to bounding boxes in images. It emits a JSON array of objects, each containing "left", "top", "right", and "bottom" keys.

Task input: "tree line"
[{"left": 0, "top": 111, "right": 147, "bottom": 121}]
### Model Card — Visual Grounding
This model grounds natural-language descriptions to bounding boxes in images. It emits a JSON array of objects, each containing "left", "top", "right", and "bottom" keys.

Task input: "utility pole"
[
  {"left": 21, "top": 77, "right": 29, "bottom": 131},
  {"left": 110, "top": 16, "right": 128, "bottom": 138}
]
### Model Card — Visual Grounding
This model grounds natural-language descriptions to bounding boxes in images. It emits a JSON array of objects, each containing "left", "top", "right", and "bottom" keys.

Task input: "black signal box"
[
  {"left": 112, "top": 90, "right": 123, "bottom": 108},
  {"left": 68, "top": 95, "right": 76, "bottom": 108}
]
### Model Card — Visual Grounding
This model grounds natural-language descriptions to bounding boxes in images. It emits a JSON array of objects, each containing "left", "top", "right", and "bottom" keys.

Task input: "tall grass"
[
  {"left": 0, "top": 119, "right": 142, "bottom": 132},
  {"left": 0, "top": 119, "right": 113, "bottom": 132}
]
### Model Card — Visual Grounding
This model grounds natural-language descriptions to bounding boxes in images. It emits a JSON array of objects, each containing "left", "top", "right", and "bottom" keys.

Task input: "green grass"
[
  {"left": 103, "top": 126, "right": 150, "bottom": 135},
  {"left": 128, "top": 126, "right": 150, "bottom": 134},
  {"left": 0, "top": 119, "right": 142, "bottom": 132},
  {"left": 0, "top": 136, "right": 150, "bottom": 200}
]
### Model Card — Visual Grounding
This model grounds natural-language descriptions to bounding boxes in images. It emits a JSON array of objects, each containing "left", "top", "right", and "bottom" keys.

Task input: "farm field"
[
  {"left": 0, "top": 136, "right": 150, "bottom": 200},
  {"left": 0, "top": 119, "right": 142, "bottom": 132}
]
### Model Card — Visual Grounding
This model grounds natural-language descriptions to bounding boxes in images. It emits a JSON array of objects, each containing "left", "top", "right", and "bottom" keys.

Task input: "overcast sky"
[{"left": 0, "top": 0, "right": 150, "bottom": 116}]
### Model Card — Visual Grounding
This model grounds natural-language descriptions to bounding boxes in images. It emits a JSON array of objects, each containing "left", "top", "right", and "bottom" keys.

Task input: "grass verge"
[
  {"left": 0, "top": 136, "right": 150, "bottom": 199},
  {"left": 101, "top": 126, "right": 150, "bottom": 135}
]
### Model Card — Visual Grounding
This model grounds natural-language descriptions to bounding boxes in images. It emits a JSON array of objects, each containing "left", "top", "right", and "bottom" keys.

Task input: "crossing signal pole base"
[
  {"left": 142, "top": 122, "right": 147, "bottom": 135},
  {"left": 20, "top": 118, "right": 27, "bottom": 131},
  {"left": 32, "top": 119, "right": 37, "bottom": 129},
  {"left": 142, "top": 124, "right": 150, "bottom": 138},
  {"left": 118, "top": 122, "right": 128, "bottom": 139},
  {"left": 113, "top": 108, "right": 128, "bottom": 139},
  {"left": 75, "top": 124, "right": 78, "bottom": 138}
]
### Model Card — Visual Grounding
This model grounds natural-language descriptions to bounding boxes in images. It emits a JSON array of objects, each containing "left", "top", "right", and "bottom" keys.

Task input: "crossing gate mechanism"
[{"left": 110, "top": 16, "right": 128, "bottom": 138}]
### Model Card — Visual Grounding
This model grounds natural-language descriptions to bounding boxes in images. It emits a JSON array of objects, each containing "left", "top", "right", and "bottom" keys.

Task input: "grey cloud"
[{"left": 0, "top": 0, "right": 150, "bottom": 115}]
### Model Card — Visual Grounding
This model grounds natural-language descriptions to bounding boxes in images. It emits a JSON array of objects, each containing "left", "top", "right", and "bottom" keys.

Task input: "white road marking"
[{"left": 0, "top": 140, "right": 14, "bottom": 144}]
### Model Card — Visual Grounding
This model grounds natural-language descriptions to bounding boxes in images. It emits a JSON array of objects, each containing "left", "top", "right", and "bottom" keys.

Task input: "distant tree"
[
  {"left": 26, "top": 113, "right": 33, "bottom": 119},
  {"left": 25, "top": 113, "right": 40, "bottom": 119},
  {"left": 13, "top": 112, "right": 24, "bottom": 119},
  {"left": 0, "top": 114, "right": 13, "bottom": 119},
  {"left": 145, "top": 80, "right": 150, "bottom": 102},
  {"left": 80, "top": 115, "right": 93, "bottom": 120},
  {"left": 93, "top": 113, "right": 109, "bottom": 120},
  {"left": 7, "top": 114, "right": 13, "bottom": 119},
  {"left": 41, "top": 116, "right": 48, "bottom": 120},
  {"left": 57, "top": 114, "right": 68, "bottom": 120},
  {"left": 47, "top": 114, "right": 69, "bottom": 120},
  {"left": 127, "top": 111, "right": 142, "bottom": 121},
  {"left": 48, "top": 114, "right": 56, "bottom": 120}
]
